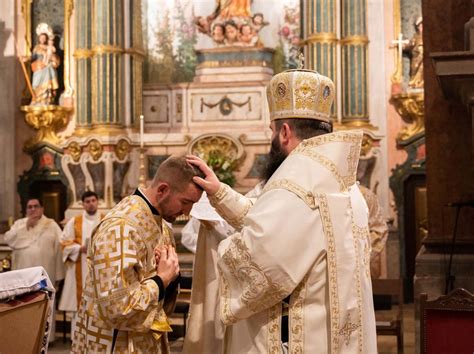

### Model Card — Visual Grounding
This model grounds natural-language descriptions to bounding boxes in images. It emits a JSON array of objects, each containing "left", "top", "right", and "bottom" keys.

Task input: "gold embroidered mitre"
[{"left": 266, "top": 69, "right": 335, "bottom": 123}]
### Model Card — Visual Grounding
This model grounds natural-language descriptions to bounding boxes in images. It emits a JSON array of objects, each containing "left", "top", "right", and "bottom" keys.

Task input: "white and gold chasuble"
[
  {"left": 209, "top": 131, "right": 377, "bottom": 354},
  {"left": 72, "top": 195, "right": 176, "bottom": 353}
]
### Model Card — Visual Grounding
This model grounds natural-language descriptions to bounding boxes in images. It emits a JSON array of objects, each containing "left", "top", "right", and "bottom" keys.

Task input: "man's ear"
[
  {"left": 279, "top": 122, "right": 293, "bottom": 146},
  {"left": 156, "top": 182, "right": 170, "bottom": 198}
]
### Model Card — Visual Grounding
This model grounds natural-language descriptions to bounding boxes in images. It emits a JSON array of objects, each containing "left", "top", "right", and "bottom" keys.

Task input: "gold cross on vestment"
[{"left": 339, "top": 313, "right": 361, "bottom": 346}]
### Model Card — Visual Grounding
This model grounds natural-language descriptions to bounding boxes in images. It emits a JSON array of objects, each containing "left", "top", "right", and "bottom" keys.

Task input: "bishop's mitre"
[{"left": 266, "top": 69, "right": 335, "bottom": 123}]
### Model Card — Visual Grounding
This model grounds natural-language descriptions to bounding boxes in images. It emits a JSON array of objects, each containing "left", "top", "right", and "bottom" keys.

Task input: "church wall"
[
  {"left": 382, "top": 0, "right": 405, "bottom": 280},
  {"left": 367, "top": 0, "right": 390, "bottom": 216},
  {"left": 0, "top": 1, "right": 17, "bottom": 222},
  {"left": 1, "top": 0, "right": 37, "bottom": 219}
]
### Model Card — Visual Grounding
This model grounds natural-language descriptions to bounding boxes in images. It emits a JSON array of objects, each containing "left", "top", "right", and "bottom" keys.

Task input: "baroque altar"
[
  {"left": 142, "top": 46, "right": 273, "bottom": 192},
  {"left": 141, "top": 2, "right": 280, "bottom": 194}
]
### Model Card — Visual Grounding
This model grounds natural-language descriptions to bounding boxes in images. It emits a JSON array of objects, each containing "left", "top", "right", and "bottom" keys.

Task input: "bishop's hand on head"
[{"left": 186, "top": 155, "right": 221, "bottom": 196}]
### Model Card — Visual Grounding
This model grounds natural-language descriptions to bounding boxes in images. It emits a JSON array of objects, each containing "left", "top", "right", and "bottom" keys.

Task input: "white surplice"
[
  {"left": 59, "top": 211, "right": 101, "bottom": 312},
  {"left": 4, "top": 215, "right": 65, "bottom": 342},
  {"left": 4, "top": 215, "right": 64, "bottom": 285},
  {"left": 208, "top": 131, "right": 377, "bottom": 354}
]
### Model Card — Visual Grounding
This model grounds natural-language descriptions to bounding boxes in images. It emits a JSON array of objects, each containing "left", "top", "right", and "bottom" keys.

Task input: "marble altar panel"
[
  {"left": 143, "top": 92, "right": 170, "bottom": 125},
  {"left": 190, "top": 90, "right": 263, "bottom": 123}
]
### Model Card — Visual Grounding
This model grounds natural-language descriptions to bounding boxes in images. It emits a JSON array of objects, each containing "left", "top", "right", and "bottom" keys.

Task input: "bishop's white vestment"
[{"left": 209, "top": 131, "right": 377, "bottom": 354}]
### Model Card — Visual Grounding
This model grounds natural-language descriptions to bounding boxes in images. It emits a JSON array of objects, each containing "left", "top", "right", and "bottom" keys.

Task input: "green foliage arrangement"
[{"left": 206, "top": 150, "right": 239, "bottom": 187}]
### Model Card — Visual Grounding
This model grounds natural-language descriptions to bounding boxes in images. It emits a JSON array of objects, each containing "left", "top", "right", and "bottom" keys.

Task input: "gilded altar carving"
[
  {"left": 67, "top": 141, "right": 81, "bottom": 162},
  {"left": 189, "top": 134, "right": 244, "bottom": 162},
  {"left": 115, "top": 139, "right": 131, "bottom": 161},
  {"left": 21, "top": 105, "right": 73, "bottom": 151},
  {"left": 87, "top": 139, "right": 103, "bottom": 161},
  {"left": 189, "top": 134, "right": 245, "bottom": 186},
  {"left": 390, "top": 92, "right": 424, "bottom": 144},
  {"left": 360, "top": 134, "right": 375, "bottom": 157}
]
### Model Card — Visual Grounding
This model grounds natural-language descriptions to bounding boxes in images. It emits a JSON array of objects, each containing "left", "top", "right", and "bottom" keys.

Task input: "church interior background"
[{"left": 0, "top": 0, "right": 473, "bottom": 352}]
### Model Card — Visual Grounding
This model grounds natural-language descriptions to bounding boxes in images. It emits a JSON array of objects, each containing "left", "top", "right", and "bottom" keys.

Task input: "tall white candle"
[{"left": 140, "top": 114, "right": 144, "bottom": 149}]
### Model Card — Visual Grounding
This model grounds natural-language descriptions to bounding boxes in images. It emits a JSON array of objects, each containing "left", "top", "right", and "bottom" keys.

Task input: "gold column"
[
  {"left": 92, "top": 0, "right": 124, "bottom": 131},
  {"left": 302, "top": 0, "right": 338, "bottom": 118},
  {"left": 63, "top": 0, "right": 74, "bottom": 103},
  {"left": 341, "top": 0, "right": 370, "bottom": 126},
  {"left": 391, "top": 0, "right": 402, "bottom": 84},
  {"left": 127, "top": 0, "right": 145, "bottom": 125},
  {"left": 74, "top": 0, "right": 93, "bottom": 130}
]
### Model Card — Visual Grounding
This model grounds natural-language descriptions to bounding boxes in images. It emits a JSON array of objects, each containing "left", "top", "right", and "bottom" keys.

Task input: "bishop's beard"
[{"left": 260, "top": 136, "right": 288, "bottom": 183}]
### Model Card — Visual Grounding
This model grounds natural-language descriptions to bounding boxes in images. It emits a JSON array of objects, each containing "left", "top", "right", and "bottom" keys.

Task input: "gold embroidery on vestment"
[
  {"left": 293, "top": 148, "right": 348, "bottom": 192},
  {"left": 268, "top": 303, "right": 282, "bottom": 354},
  {"left": 209, "top": 183, "right": 252, "bottom": 229},
  {"left": 350, "top": 208, "right": 365, "bottom": 353},
  {"left": 263, "top": 179, "right": 317, "bottom": 209},
  {"left": 339, "top": 313, "right": 361, "bottom": 346},
  {"left": 220, "top": 237, "right": 287, "bottom": 316},
  {"left": 347, "top": 143, "right": 360, "bottom": 175},
  {"left": 218, "top": 266, "right": 238, "bottom": 324},
  {"left": 316, "top": 194, "right": 340, "bottom": 353},
  {"left": 297, "top": 131, "right": 363, "bottom": 149},
  {"left": 364, "top": 243, "right": 371, "bottom": 278},
  {"left": 289, "top": 274, "right": 308, "bottom": 354}
]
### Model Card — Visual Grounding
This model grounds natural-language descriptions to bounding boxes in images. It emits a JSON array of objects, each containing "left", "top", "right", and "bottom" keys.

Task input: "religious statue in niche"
[
  {"left": 403, "top": 16, "right": 423, "bottom": 90},
  {"left": 389, "top": 14, "right": 425, "bottom": 146},
  {"left": 195, "top": 0, "right": 268, "bottom": 47},
  {"left": 22, "top": 23, "right": 60, "bottom": 105}
]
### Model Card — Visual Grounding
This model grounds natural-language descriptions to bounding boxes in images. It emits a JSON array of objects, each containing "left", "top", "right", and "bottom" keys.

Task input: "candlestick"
[{"left": 139, "top": 114, "right": 144, "bottom": 149}]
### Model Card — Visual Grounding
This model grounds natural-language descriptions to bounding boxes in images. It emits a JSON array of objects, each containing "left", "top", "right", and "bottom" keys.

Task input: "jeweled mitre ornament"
[{"left": 266, "top": 68, "right": 335, "bottom": 123}]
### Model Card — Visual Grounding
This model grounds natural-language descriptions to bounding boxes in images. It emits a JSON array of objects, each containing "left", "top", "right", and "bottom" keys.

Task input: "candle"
[{"left": 140, "top": 114, "right": 144, "bottom": 149}]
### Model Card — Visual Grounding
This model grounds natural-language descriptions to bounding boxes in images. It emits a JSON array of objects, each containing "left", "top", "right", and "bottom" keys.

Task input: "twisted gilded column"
[
  {"left": 302, "top": 0, "right": 338, "bottom": 118},
  {"left": 92, "top": 0, "right": 124, "bottom": 129},
  {"left": 74, "top": 0, "right": 93, "bottom": 131},
  {"left": 341, "top": 0, "right": 369, "bottom": 125}
]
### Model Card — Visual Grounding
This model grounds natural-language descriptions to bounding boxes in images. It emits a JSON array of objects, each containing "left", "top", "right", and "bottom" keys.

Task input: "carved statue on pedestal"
[
  {"left": 390, "top": 16, "right": 425, "bottom": 145},
  {"left": 19, "top": 23, "right": 72, "bottom": 152},
  {"left": 212, "top": 0, "right": 252, "bottom": 20},
  {"left": 195, "top": 0, "right": 268, "bottom": 47},
  {"left": 404, "top": 17, "right": 424, "bottom": 90},
  {"left": 24, "top": 23, "right": 60, "bottom": 105}
]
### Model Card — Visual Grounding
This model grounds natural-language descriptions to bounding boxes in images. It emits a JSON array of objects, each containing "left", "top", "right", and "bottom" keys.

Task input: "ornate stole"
[{"left": 74, "top": 215, "right": 83, "bottom": 310}]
